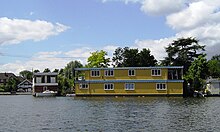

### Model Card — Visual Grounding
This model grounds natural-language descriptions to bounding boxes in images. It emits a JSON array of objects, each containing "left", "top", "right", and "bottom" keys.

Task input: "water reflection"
[{"left": 0, "top": 96, "right": 220, "bottom": 131}]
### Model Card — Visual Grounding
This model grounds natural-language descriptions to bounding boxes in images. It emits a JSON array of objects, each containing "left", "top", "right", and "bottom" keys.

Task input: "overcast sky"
[{"left": 0, "top": 0, "right": 220, "bottom": 74}]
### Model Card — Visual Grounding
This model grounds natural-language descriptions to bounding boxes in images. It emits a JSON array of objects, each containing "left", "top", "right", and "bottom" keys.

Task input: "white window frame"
[
  {"left": 151, "top": 69, "right": 161, "bottom": 76},
  {"left": 104, "top": 83, "right": 114, "bottom": 90},
  {"left": 128, "top": 69, "right": 135, "bottom": 76},
  {"left": 91, "top": 70, "right": 100, "bottom": 77},
  {"left": 156, "top": 83, "right": 167, "bottom": 90},
  {"left": 104, "top": 70, "right": 114, "bottom": 77},
  {"left": 124, "top": 83, "right": 135, "bottom": 90},
  {"left": 79, "top": 83, "right": 89, "bottom": 89}
]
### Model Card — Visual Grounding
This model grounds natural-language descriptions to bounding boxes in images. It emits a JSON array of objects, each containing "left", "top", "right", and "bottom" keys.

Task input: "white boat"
[{"left": 35, "top": 90, "right": 57, "bottom": 97}]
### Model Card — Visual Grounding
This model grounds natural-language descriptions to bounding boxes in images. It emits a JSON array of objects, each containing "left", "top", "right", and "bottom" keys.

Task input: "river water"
[{"left": 0, "top": 95, "right": 219, "bottom": 132}]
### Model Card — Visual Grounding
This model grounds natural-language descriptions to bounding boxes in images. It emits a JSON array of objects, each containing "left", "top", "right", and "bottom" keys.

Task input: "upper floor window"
[
  {"left": 51, "top": 77, "right": 56, "bottom": 83},
  {"left": 79, "top": 83, "right": 89, "bottom": 89},
  {"left": 125, "top": 83, "right": 135, "bottom": 90},
  {"left": 156, "top": 83, "right": 166, "bottom": 90},
  {"left": 128, "top": 69, "right": 135, "bottom": 76},
  {"left": 91, "top": 70, "right": 100, "bottom": 77},
  {"left": 36, "top": 77, "right": 41, "bottom": 83},
  {"left": 151, "top": 69, "right": 161, "bottom": 76},
  {"left": 104, "top": 70, "right": 114, "bottom": 77},
  {"left": 104, "top": 83, "right": 114, "bottom": 90}
]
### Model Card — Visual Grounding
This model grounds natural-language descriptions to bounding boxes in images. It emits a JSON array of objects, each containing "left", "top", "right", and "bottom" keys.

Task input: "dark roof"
[
  {"left": 75, "top": 66, "right": 184, "bottom": 71},
  {"left": 0, "top": 73, "right": 17, "bottom": 80}
]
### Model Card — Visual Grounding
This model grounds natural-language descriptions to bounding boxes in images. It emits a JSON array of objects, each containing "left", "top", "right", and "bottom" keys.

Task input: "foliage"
[
  {"left": 112, "top": 47, "right": 157, "bottom": 67},
  {"left": 19, "top": 70, "right": 33, "bottom": 79},
  {"left": 184, "top": 55, "right": 208, "bottom": 90},
  {"left": 63, "top": 60, "right": 83, "bottom": 79},
  {"left": 139, "top": 48, "right": 157, "bottom": 67},
  {"left": 3, "top": 77, "right": 19, "bottom": 92},
  {"left": 33, "top": 69, "right": 40, "bottom": 73},
  {"left": 43, "top": 68, "right": 51, "bottom": 73},
  {"left": 87, "top": 50, "right": 110, "bottom": 68},
  {"left": 207, "top": 54, "right": 220, "bottom": 77},
  {"left": 58, "top": 75, "right": 73, "bottom": 95},
  {"left": 58, "top": 60, "right": 83, "bottom": 95},
  {"left": 162, "top": 37, "right": 205, "bottom": 72},
  {"left": 53, "top": 69, "right": 59, "bottom": 73}
]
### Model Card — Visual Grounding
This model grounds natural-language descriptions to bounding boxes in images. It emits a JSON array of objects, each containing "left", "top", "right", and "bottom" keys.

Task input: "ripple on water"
[{"left": 0, "top": 96, "right": 220, "bottom": 131}]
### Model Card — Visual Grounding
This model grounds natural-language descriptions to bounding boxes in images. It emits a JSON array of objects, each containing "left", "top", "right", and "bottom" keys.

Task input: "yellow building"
[{"left": 74, "top": 66, "right": 184, "bottom": 96}]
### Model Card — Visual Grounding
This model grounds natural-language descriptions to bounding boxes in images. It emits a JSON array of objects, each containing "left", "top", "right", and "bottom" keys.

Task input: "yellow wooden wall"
[
  {"left": 75, "top": 82, "right": 183, "bottom": 95},
  {"left": 84, "top": 69, "right": 168, "bottom": 80}
]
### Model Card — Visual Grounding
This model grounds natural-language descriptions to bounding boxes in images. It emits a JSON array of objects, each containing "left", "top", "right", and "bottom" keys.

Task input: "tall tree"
[
  {"left": 184, "top": 55, "right": 208, "bottom": 90},
  {"left": 139, "top": 48, "right": 157, "bottom": 66},
  {"left": 207, "top": 54, "right": 220, "bottom": 77},
  {"left": 87, "top": 50, "right": 110, "bottom": 68},
  {"left": 162, "top": 37, "right": 205, "bottom": 72},
  {"left": 19, "top": 70, "right": 33, "bottom": 79},
  {"left": 43, "top": 68, "right": 51, "bottom": 73},
  {"left": 64, "top": 60, "right": 83, "bottom": 79},
  {"left": 112, "top": 47, "right": 125, "bottom": 67},
  {"left": 123, "top": 48, "right": 139, "bottom": 67},
  {"left": 112, "top": 47, "right": 157, "bottom": 67},
  {"left": 34, "top": 69, "right": 40, "bottom": 73}
]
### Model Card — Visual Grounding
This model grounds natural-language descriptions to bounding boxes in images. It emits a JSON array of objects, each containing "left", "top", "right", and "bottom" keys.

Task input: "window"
[
  {"left": 51, "top": 77, "right": 56, "bottom": 83},
  {"left": 151, "top": 69, "right": 161, "bottom": 76},
  {"left": 128, "top": 69, "right": 135, "bottom": 76},
  {"left": 91, "top": 70, "right": 100, "bottom": 77},
  {"left": 36, "top": 77, "right": 41, "bottom": 83},
  {"left": 105, "top": 70, "right": 114, "bottom": 77},
  {"left": 156, "top": 83, "right": 166, "bottom": 90},
  {"left": 79, "top": 83, "right": 89, "bottom": 89},
  {"left": 104, "top": 83, "right": 114, "bottom": 90},
  {"left": 125, "top": 83, "right": 135, "bottom": 90}
]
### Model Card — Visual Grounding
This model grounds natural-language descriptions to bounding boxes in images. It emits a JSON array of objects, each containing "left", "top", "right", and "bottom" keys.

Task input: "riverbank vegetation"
[{"left": 1, "top": 37, "right": 220, "bottom": 95}]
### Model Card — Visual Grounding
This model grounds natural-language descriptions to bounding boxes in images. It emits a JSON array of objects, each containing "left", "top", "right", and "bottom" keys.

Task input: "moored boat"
[{"left": 35, "top": 90, "right": 57, "bottom": 97}]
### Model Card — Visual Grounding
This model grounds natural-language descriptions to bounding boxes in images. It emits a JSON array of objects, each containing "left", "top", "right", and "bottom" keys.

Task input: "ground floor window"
[
  {"left": 156, "top": 83, "right": 167, "bottom": 90},
  {"left": 104, "top": 83, "right": 114, "bottom": 90},
  {"left": 125, "top": 83, "right": 135, "bottom": 90},
  {"left": 79, "top": 83, "right": 89, "bottom": 89}
]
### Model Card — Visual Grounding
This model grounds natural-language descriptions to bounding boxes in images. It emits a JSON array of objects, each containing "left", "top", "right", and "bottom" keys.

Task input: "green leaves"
[
  {"left": 87, "top": 50, "right": 110, "bottom": 68},
  {"left": 112, "top": 47, "right": 157, "bottom": 67},
  {"left": 184, "top": 55, "right": 208, "bottom": 90},
  {"left": 162, "top": 37, "right": 205, "bottom": 73}
]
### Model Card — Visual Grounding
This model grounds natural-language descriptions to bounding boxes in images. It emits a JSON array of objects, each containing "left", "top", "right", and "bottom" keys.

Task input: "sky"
[{"left": 0, "top": 0, "right": 220, "bottom": 74}]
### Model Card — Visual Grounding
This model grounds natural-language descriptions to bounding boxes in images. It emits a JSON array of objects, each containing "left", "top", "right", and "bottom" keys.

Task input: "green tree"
[
  {"left": 57, "top": 60, "right": 83, "bottom": 95},
  {"left": 112, "top": 47, "right": 157, "bottom": 67},
  {"left": 53, "top": 69, "right": 59, "bottom": 73},
  {"left": 112, "top": 47, "right": 125, "bottom": 67},
  {"left": 122, "top": 48, "right": 139, "bottom": 67},
  {"left": 184, "top": 55, "right": 208, "bottom": 90},
  {"left": 207, "top": 54, "right": 220, "bottom": 77},
  {"left": 64, "top": 60, "right": 83, "bottom": 79},
  {"left": 34, "top": 69, "right": 40, "bottom": 73},
  {"left": 87, "top": 50, "right": 110, "bottom": 68},
  {"left": 162, "top": 37, "right": 205, "bottom": 72},
  {"left": 19, "top": 70, "right": 33, "bottom": 79},
  {"left": 5, "top": 77, "right": 19, "bottom": 92},
  {"left": 139, "top": 48, "right": 157, "bottom": 66},
  {"left": 43, "top": 68, "right": 51, "bottom": 73}
]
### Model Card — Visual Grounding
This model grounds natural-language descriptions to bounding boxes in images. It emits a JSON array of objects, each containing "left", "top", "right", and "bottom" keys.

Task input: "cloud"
[
  {"left": 64, "top": 47, "right": 93, "bottom": 58},
  {"left": 102, "top": 0, "right": 220, "bottom": 59},
  {"left": 166, "top": 1, "right": 220, "bottom": 30},
  {"left": 140, "top": 0, "right": 186, "bottom": 15},
  {"left": 0, "top": 17, "right": 70, "bottom": 45}
]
